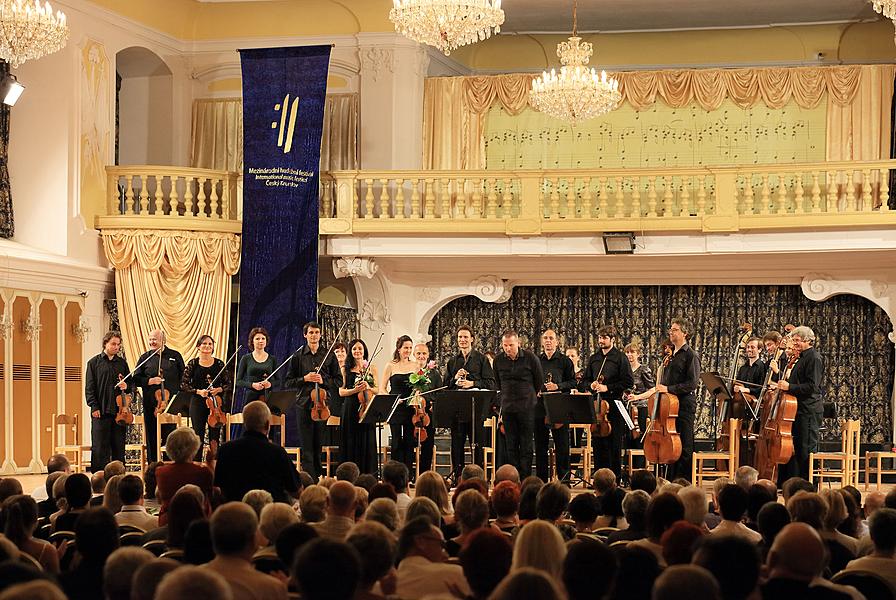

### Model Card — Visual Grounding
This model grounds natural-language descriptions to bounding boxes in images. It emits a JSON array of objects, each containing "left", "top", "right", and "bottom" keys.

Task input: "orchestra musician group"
[{"left": 85, "top": 318, "right": 825, "bottom": 486}]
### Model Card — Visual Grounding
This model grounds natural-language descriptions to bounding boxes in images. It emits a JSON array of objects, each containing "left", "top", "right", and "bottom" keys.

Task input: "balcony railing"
[
  {"left": 319, "top": 160, "right": 896, "bottom": 235},
  {"left": 96, "top": 166, "right": 241, "bottom": 233}
]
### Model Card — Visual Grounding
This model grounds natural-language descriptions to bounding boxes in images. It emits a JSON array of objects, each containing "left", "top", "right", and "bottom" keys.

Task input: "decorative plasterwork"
[
  {"left": 72, "top": 316, "right": 91, "bottom": 343},
  {"left": 417, "top": 287, "right": 439, "bottom": 302},
  {"left": 801, "top": 273, "right": 895, "bottom": 343},
  {"left": 358, "top": 298, "right": 391, "bottom": 330},
  {"left": 470, "top": 275, "right": 513, "bottom": 303},
  {"left": 360, "top": 47, "right": 394, "bottom": 82},
  {"left": 333, "top": 257, "right": 378, "bottom": 279}
]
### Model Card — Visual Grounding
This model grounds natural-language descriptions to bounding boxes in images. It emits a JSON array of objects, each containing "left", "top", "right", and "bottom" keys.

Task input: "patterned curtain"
[
  {"left": 317, "top": 302, "right": 359, "bottom": 346},
  {"left": 0, "top": 60, "right": 12, "bottom": 239},
  {"left": 430, "top": 285, "right": 894, "bottom": 444}
]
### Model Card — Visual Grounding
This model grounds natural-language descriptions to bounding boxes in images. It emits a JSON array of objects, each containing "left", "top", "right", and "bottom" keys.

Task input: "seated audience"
[
  {"left": 490, "top": 480, "right": 521, "bottom": 533},
  {"left": 734, "top": 465, "right": 758, "bottom": 491},
  {"left": 757, "top": 502, "right": 791, "bottom": 560},
  {"left": 144, "top": 484, "right": 208, "bottom": 549},
  {"left": 534, "top": 481, "right": 576, "bottom": 540},
  {"left": 2, "top": 495, "right": 59, "bottom": 572},
  {"left": 678, "top": 486, "right": 709, "bottom": 531},
  {"left": 102, "top": 547, "right": 154, "bottom": 600},
  {"left": 88, "top": 471, "right": 105, "bottom": 507},
  {"left": 311, "top": 480, "right": 356, "bottom": 540},
  {"left": 0, "top": 580, "right": 66, "bottom": 600},
  {"left": 494, "top": 464, "right": 521, "bottom": 485},
  {"left": 762, "top": 522, "right": 853, "bottom": 600},
  {"left": 59, "top": 507, "right": 120, "bottom": 599},
  {"left": 156, "top": 565, "right": 233, "bottom": 600},
  {"left": 630, "top": 469, "right": 658, "bottom": 496},
  {"left": 214, "top": 401, "right": 299, "bottom": 503},
  {"left": 564, "top": 538, "right": 617, "bottom": 600},
  {"left": 704, "top": 477, "right": 729, "bottom": 530},
  {"left": 382, "top": 460, "right": 412, "bottom": 519},
  {"left": 346, "top": 521, "right": 398, "bottom": 600},
  {"left": 629, "top": 492, "right": 685, "bottom": 566},
  {"left": 781, "top": 477, "right": 814, "bottom": 502},
  {"left": 405, "top": 496, "right": 442, "bottom": 527},
  {"left": 568, "top": 492, "right": 601, "bottom": 533},
  {"left": 856, "top": 490, "right": 886, "bottom": 556},
  {"left": 102, "top": 474, "right": 124, "bottom": 514},
  {"left": 242, "top": 489, "right": 273, "bottom": 518},
  {"left": 820, "top": 488, "right": 858, "bottom": 556},
  {"left": 607, "top": 489, "right": 650, "bottom": 544},
  {"left": 461, "top": 464, "right": 486, "bottom": 483},
  {"left": 53, "top": 472, "right": 91, "bottom": 532},
  {"left": 368, "top": 482, "right": 398, "bottom": 503},
  {"left": 593, "top": 468, "right": 627, "bottom": 528},
  {"left": 459, "top": 528, "right": 513, "bottom": 600},
  {"left": 652, "top": 564, "right": 721, "bottom": 600},
  {"left": 274, "top": 522, "right": 318, "bottom": 576},
  {"left": 155, "top": 427, "right": 214, "bottom": 525},
  {"left": 447, "top": 488, "right": 489, "bottom": 556},
  {"left": 335, "top": 461, "right": 360, "bottom": 484},
  {"left": 205, "top": 501, "right": 288, "bottom": 600},
  {"left": 354, "top": 473, "right": 377, "bottom": 492},
  {"left": 354, "top": 486, "right": 369, "bottom": 520},
  {"left": 746, "top": 483, "right": 776, "bottom": 531},
  {"left": 115, "top": 474, "right": 157, "bottom": 531},
  {"left": 517, "top": 476, "right": 544, "bottom": 525},
  {"left": 490, "top": 567, "right": 564, "bottom": 600},
  {"left": 838, "top": 486, "right": 863, "bottom": 538},
  {"left": 711, "top": 484, "right": 761, "bottom": 543},
  {"left": 37, "top": 472, "right": 65, "bottom": 519},
  {"left": 299, "top": 485, "right": 328, "bottom": 524},
  {"left": 660, "top": 520, "right": 704, "bottom": 565},
  {"left": 48, "top": 474, "right": 69, "bottom": 528},
  {"left": 365, "top": 497, "right": 400, "bottom": 533},
  {"left": 841, "top": 507, "right": 896, "bottom": 590},
  {"left": 415, "top": 470, "right": 454, "bottom": 523},
  {"left": 293, "top": 538, "right": 361, "bottom": 600},
  {"left": 511, "top": 519, "right": 567, "bottom": 580},
  {"left": 0, "top": 477, "right": 22, "bottom": 506},
  {"left": 131, "top": 558, "right": 181, "bottom": 600},
  {"left": 788, "top": 490, "right": 853, "bottom": 574},
  {"left": 694, "top": 533, "right": 762, "bottom": 600},
  {"left": 396, "top": 517, "right": 470, "bottom": 599},
  {"left": 183, "top": 519, "right": 215, "bottom": 565},
  {"left": 30, "top": 454, "right": 69, "bottom": 502},
  {"left": 259, "top": 502, "right": 299, "bottom": 548}
]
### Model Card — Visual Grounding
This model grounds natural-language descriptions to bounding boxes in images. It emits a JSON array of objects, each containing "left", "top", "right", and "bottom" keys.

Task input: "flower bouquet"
[{"left": 407, "top": 360, "right": 437, "bottom": 406}]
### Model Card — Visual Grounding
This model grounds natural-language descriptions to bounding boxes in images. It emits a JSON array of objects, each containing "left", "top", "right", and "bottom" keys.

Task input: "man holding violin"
[
  {"left": 133, "top": 329, "right": 185, "bottom": 462},
  {"left": 537, "top": 328, "right": 577, "bottom": 483},
  {"left": 284, "top": 321, "right": 340, "bottom": 480},
  {"left": 579, "top": 325, "right": 634, "bottom": 480},
  {"left": 84, "top": 331, "right": 132, "bottom": 472},
  {"left": 656, "top": 318, "right": 701, "bottom": 481}
]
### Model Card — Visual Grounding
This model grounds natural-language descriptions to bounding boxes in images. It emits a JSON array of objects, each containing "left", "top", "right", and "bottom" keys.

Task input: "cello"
[
  {"left": 643, "top": 347, "right": 682, "bottom": 465},
  {"left": 753, "top": 334, "right": 798, "bottom": 480}
]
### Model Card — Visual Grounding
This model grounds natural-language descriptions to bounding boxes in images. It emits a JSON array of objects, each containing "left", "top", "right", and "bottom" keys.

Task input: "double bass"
[
  {"left": 753, "top": 334, "right": 798, "bottom": 480},
  {"left": 643, "top": 347, "right": 682, "bottom": 465},
  {"left": 716, "top": 323, "right": 752, "bottom": 469}
]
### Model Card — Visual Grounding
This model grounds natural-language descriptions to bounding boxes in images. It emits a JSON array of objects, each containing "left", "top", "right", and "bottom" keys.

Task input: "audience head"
[
  {"left": 44, "top": 471, "right": 64, "bottom": 501},
  {"left": 592, "top": 468, "right": 617, "bottom": 495},
  {"left": 461, "top": 463, "right": 485, "bottom": 482},
  {"left": 117, "top": 474, "right": 144, "bottom": 506},
  {"left": 631, "top": 469, "right": 658, "bottom": 495},
  {"left": 242, "top": 489, "right": 273, "bottom": 517},
  {"left": 661, "top": 520, "right": 704, "bottom": 565},
  {"left": 243, "top": 400, "right": 272, "bottom": 433},
  {"left": 755, "top": 478, "right": 777, "bottom": 498},
  {"left": 210, "top": 501, "right": 258, "bottom": 559},
  {"left": 130, "top": 558, "right": 180, "bottom": 600},
  {"left": 293, "top": 538, "right": 361, "bottom": 600},
  {"left": 693, "top": 534, "right": 761, "bottom": 600},
  {"left": 51, "top": 474, "right": 68, "bottom": 510},
  {"left": 568, "top": 492, "right": 600, "bottom": 529},
  {"left": 865, "top": 491, "right": 886, "bottom": 518},
  {"left": 868, "top": 507, "right": 896, "bottom": 555},
  {"left": 563, "top": 538, "right": 617, "bottom": 600},
  {"left": 615, "top": 546, "right": 662, "bottom": 600},
  {"left": 299, "top": 485, "right": 328, "bottom": 523},
  {"left": 2, "top": 495, "right": 38, "bottom": 544},
  {"left": 459, "top": 528, "right": 513, "bottom": 599},
  {"left": 102, "top": 474, "right": 124, "bottom": 514},
  {"left": 183, "top": 519, "right": 215, "bottom": 565},
  {"left": 678, "top": 486, "right": 708, "bottom": 527},
  {"left": 354, "top": 473, "right": 377, "bottom": 492},
  {"left": 0, "top": 581, "right": 65, "bottom": 600},
  {"left": 165, "top": 427, "right": 201, "bottom": 463},
  {"left": 365, "top": 497, "right": 399, "bottom": 532},
  {"left": 710, "top": 477, "right": 729, "bottom": 507},
  {"left": 535, "top": 481, "right": 570, "bottom": 522},
  {"left": 167, "top": 485, "right": 207, "bottom": 547},
  {"left": 102, "top": 547, "right": 154, "bottom": 600},
  {"left": 143, "top": 461, "right": 159, "bottom": 499},
  {"left": 327, "top": 480, "right": 357, "bottom": 517},
  {"left": 46, "top": 454, "right": 70, "bottom": 474},
  {"left": 298, "top": 471, "right": 316, "bottom": 490},
  {"left": 75, "top": 507, "right": 119, "bottom": 562},
  {"left": 651, "top": 564, "right": 720, "bottom": 600},
  {"left": 646, "top": 492, "right": 685, "bottom": 541},
  {"left": 819, "top": 488, "right": 848, "bottom": 531},
  {"left": 623, "top": 489, "right": 651, "bottom": 531},
  {"left": 518, "top": 476, "right": 544, "bottom": 521},
  {"left": 494, "top": 464, "right": 521, "bottom": 485},
  {"left": 491, "top": 480, "right": 521, "bottom": 520},
  {"left": 406, "top": 496, "right": 441, "bottom": 527},
  {"left": 354, "top": 486, "right": 369, "bottom": 520},
  {"left": 766, "top": 522, "right": 827, "bottom": 581},
  {"left": 346, "top": 521, "right": 396, "bottom": 590},
  {"left": 511, "top": 519, "right": 567, "bottom": 581},
  {"left": 368, "top": 482, "right": 398, "bottom": 503},
  {"left": 64, "top": 472, "right": 92, "bottom": 510},
  {"left": 452, "top": 479, "right": 488, "bottom": 508},
  {"left": 718, "top": 484, "right": 748, "bottom": 522},
  {"left": 886, "top": 487, "right": 896, "bottom": 509},
  {"left": 275, "top": 522, "right": 319, "bottom": 568},
  {"left": 103, "top": 460, "right": 125, "bottom": 480},
  {"left": 781, "top": 477, "right": 814, "bottom": 502},
  {"left": 398, "top": 517, "right": 446, "bottom": 562},
  {"left": 382, "top": 460, "right": 409, "bottom": 493},
  {"left": 155, "top": 565, "right": 233, "bottom": 600},
  {"left": 757, "top": 502, "right": 791, "bottom": 547},
  {"left": 90, "top": 471, "right": 105, "bottom": 495},
  {"left": 414, "top": 471, "right": 452, "bottom": 515},
  {"left": 837, "top": 487, "right": 861, "bottom": 537},
  {"left": 260, "top": 502, "right": 299, "bottom": 544},
  {"left": 786, "top": 491, "right": 826, "bottom": 530},
  {"left": 455, "top": 488, "right": 489, "bottom": 535},
  {"left": 747, "top": 483, "right": 775, "bottom": 524},
  {"left": 734, "top": 465, "right": 758, "bottom": 491},
  {"left": 490, "top": 567, "right": 565, "bottom": 600},
  {"left": 334, "top": 461, "right": 360, "bottom": 484}
]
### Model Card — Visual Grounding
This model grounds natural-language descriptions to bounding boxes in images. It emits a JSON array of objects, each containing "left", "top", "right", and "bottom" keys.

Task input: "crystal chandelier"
[
  {"left": 389, "top": 0, "right": 504, "bottom": 56},
  {"left": 871, "top": 0, "right": 896, "bottom": 20},
  {"left": 530, "top": 0, "right": 621, "bottom": 125},
  {"left": 0, "top": 0, "right": 69, "bottom": 68}
]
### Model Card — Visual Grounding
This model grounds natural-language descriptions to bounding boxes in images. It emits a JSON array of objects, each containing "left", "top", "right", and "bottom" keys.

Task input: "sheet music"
[{"left": 616, "top": 400, "right": 636, "bottom": 430}]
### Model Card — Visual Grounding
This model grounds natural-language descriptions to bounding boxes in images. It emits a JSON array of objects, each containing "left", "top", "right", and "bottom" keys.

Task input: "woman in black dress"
[
  {"left": 236, "top": 327, "right": 279, "bottom": 442},
  {"left": 382, "top": 335, "right": 417, "bottom": 474},
  {"left": 338, "top": 338, "right": 378, "bottom": 474},
  {"left": 181, "top": 334, "right": 232, "bottom": 461}
]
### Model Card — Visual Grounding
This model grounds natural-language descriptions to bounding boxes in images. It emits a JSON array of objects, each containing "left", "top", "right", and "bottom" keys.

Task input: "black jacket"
[{"left": 214, "top": 430, "right": 299, "bottom": 503}]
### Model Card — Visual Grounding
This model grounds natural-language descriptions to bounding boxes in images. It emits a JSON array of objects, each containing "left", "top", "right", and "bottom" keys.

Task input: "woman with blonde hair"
[
  {"left": 415, "top": 471, "right": 454, "bottom": 523},
  {"left": 102, "top": 474, "right": 124, "bottom": 515},
  {"left": 488, "top": 567, "right": 565, "bottom": 600},
  {"left": 511, "top": 520, "right": 567, "bottom": 581}
]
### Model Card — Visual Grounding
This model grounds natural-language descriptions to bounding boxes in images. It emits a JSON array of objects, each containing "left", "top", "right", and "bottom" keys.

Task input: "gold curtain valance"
[
  {"left": 459, "top": 65, "right": 867, "bottom": 114},
  {"left": 101, "top": 230, "right": 241, "bottom": 275}
]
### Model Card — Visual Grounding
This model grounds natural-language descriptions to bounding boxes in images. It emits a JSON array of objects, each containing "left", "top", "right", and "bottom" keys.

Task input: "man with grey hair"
[
  {"left": 608, "top": 490, "right": 649, "bottom": 543},
  {"left": 205, "top": 502, "right": 288, "bottom": 599},
  {"left": 734, "top": 465, "right": 758, "bottom": 491},
  {"left": 678, "top": 486, "right": 709, "bottom": 530},
  {"left": 102, "top": 547, "right": 154, "bottom": 600},
  {"left": 157, "top": 565, "right": 234, "bottom": 600},
  {"left": 494, "top": 464, "right": 520, "bottom": 485},
  {"left": 132, "top": 328, "right": 185, "bottom": 462},
  {"left": 214, "top": 401, "right": 299, "bottom": 502},
  {"left": 772, "top": 325, "right": 823, "bottom": 480}
]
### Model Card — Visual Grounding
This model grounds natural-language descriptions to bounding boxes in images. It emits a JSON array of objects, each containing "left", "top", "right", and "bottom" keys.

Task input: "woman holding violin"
[
  {"left": 181, "top": 334, "right": 232, "bottom": 461},
  {"left": 338, "top": 338, "right": 378, "bottom": 474},
  {"left": 236, "top": 327, "right": 279, "bottom": 441},
  {"left": 84, "top": 331, "right": 132, "bottom": 472},
  {"left": 382, "top": 335, "right": 418, "bottom": 475}
]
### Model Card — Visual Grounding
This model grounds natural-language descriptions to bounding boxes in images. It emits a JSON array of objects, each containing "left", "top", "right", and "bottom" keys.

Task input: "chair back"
[
  {"left": 159, "top": 549, "right": 185, "bottom": 562},
  {"left": 157, "top": 413, "right": 188, "bottom": 461},
  {"left": 269, "top": 413, "right": 286, "bottom": 446},
  {"left": 19, "top": 552, "right": 43, "bottom": 570},
  {"left": 49, "top": 530, "right": 76, "bottom": 544},
  {"left": 226, "top": 412, "right": 245, "bottom": 441},
  {"left": 832, "top": 570, "right": 896, "bottom": 600},
  {"left": 120, "top": 531, "right": 146, "bottom": 546},
  {"left": 142, "top": 539, "right": 167, "bottom": 557}
]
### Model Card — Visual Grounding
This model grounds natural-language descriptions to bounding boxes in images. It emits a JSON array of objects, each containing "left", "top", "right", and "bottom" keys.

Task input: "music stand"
[
  {"left": 701, "top": 372, "right": 735, "bottom": 440},
  {"left": 265, "top": 391, "right": 295, "bottom": 416},
  {"left": 544, "top": 392, "right": 596, "bottom": 487},
  {"left": 165, "top": 391, "right": 192, "bottom": 416},
  {"left": 360, "top": 394, "right": 398, "bottom": 479},
  {"left": 433, "top": 390, "right": 497, "bottom": 474}
]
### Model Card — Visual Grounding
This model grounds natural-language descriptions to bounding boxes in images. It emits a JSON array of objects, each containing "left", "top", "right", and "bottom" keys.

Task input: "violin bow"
[
  {"left": 315, "top": 320, "right": 351, "bottom": 374},
  {"left": 119, "top": 347, "right": 164, "bottom": 382},
  {"left": 205, "top": 345, "right": 242, "bottom": 391}
]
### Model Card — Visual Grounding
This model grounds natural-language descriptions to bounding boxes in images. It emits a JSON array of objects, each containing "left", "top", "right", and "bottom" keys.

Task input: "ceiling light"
[
  {"left": 389, "top": 0, "right": 504, "bottom": 56},
  {"left": 0, "top": 0, "right": 69, "bottom": 68}
]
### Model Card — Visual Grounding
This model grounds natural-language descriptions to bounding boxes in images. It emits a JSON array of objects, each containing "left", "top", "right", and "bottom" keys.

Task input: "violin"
[
  {"left": 115, "top": 374, "right": 135, "bottom": 425},
  {"left": 643, "top": 347, "right": 682, "bottom": 465},
  {"left": 205, "top": 374, "right": 227, "bottom": 429},
  {"left": 412, "top": 392, "right": 430, "bottom": 443},
  {"left": 310, "top": 380, "right": 331, "bottom": 422},
  {"left": 591, "top": 375, "right": 612, "bottom": 437},
  {"left": 624, "top": 389, "right": 641, "bottom": 440},
  {"left": 153, "top": 350, "right": 169, "bottom": 416}
]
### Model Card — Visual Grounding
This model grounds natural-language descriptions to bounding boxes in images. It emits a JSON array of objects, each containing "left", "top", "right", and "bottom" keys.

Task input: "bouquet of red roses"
[{"left": 408, "top": 360, "right": 437, "bottom": 393}]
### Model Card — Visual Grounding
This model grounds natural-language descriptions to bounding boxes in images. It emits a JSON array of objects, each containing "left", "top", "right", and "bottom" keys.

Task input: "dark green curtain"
[
  {"left": 430, "top": 285, "right": 894, "bottom": 444},
  {"left": 317, "top": 302, "right": 358, "bottom": 346},
  {"left": 0, "top": 61, "right": 12, "bottom": 239}
]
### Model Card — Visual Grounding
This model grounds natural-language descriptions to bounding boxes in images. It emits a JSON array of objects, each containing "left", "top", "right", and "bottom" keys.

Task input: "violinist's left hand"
[
  {"left": 116, "top": 381, "right": 128, "bottom": 391},
  {"left": 656, "top": 384, "right": 668, "bottom": 393},
  {"left": 776, "top": 381, "right": 790, "bottom": 391}
]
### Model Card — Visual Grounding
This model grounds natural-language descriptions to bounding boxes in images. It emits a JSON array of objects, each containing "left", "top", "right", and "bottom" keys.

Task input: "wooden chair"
[
  {"left": 125, "top": 415, "right": 147, "bottom": 472},
  {"left": 865, "top": 450, "right": 896, "bottom": 490},
  {"left": 692, "top": 418, "right": 741, "bottom": 487},
  {"left": 810, "top": 419, "right": 861, "bottom": 487},
  {"left": 52, "top": 413, "right": 90, "bottom": 472},
  {"left": 482, "top": 417, "right": 498, "bottom": 484},
  {"left": 225, "top": 411, "right": 244, "bottom": 441},
  {"left": 157, "top": 413, "right": 189, "bottom": 461},
  {"left": 568, "top": 424, "right": 592, "bottom": 487},
  {"left": 270, "top": 413, "right": 302, "bottom": 465},
  {"left": 625, "top": 449, "right": 652, "bottom": 482}
]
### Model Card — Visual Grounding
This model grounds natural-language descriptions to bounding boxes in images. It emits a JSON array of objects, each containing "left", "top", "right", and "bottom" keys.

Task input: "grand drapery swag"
[
  {"left": 424, "top": 64, "right": 895, "bottom": 169},
  {"left": 429, "top": 285, "right": 894, "bottom": 444},
  {"left": 102, "top": 229, "right": 241, "bottom": 365}
]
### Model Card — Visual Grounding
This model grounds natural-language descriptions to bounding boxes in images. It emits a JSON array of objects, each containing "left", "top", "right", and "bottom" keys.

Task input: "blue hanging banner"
[{"left": 237, "top": 46, "right": 331, "bottom": 443}]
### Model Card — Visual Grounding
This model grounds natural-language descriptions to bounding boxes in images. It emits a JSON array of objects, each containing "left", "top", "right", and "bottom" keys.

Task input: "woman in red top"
[{"left": 155, "top": 427, "right": 213, "bottom": 525}]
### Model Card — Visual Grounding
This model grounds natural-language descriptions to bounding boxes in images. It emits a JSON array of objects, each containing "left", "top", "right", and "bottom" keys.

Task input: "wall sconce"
[
  {"left": 22, "top": 313, "right": 41, "bottom": 342},
  {"left": 0, "top": 314, "right": 11, "bottom": 340},
  {"left": 72, "top": 316, "right": 91, "bottom": 343},
  {"left": 601, "top": 232, "right": 636, "bottom": 255}
]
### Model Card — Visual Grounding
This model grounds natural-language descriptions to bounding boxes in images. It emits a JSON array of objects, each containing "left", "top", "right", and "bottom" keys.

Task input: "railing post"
[
  {"left": 319, "top": 171, "right": 355, "bottom": 235},
  {"left": 703, "top": 169, "right": 739, "bottom": 232},
  {"left": 506, "top": 174, "right": 542, "bottom": 235}
]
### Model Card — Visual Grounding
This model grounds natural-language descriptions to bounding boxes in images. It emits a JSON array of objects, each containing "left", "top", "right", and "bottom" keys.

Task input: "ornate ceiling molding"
[{"left": 333, "top": 257, "right": 378, "bottom": 279}]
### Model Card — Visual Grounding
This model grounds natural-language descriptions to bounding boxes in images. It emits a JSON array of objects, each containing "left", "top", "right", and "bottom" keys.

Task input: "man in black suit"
[{"left": 214, "top": 400, "right": 300, "bottom": 503}]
